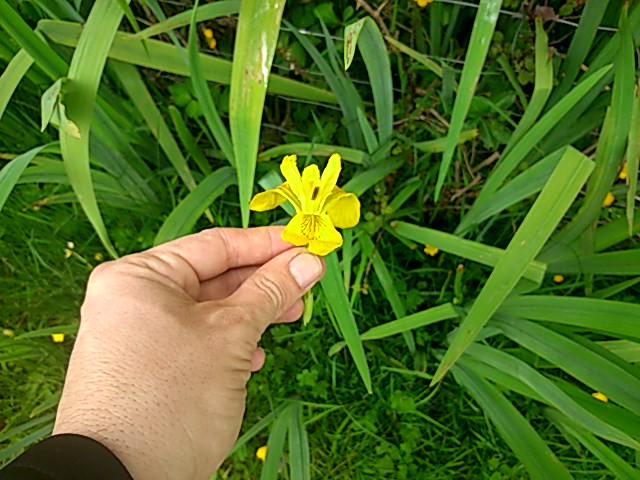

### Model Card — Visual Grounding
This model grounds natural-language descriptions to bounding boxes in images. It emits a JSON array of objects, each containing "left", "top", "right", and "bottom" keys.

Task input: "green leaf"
[
  {"left": 110, "top": 61, "right": 199, "bottom": 193},
  {"left": 358, "top": 230, "right": 415, "bottom": 353},
  {"left": 230, "top": 0, "right": 285, "bottom": 227},
  {"left": 0, "top": 144, "right": 52, "bottom": 214},
  {"left": 329, "top": 303, "right": 459, "bottom": 356},
  {"left": 133, "top": 1, "right": 240, "bottom": 39},
  {"left": 284, "top": 18, "right": 364, "bottom": 148},
  {"left": 431, "top": 149, "right": 594, "bottom": 386},
  {"left": 344, "top": 17, "right": 393, "bottom": 147},
  {"left": 39, "top": 20, "right": 337, "bottom": 105},
  {"left": 261, "top": 404, "right": 290, "bottom": 480},
  {"left": 0, "top": 1, "right": 67, "bottom": 79},
  {"left": 167, "top": 105, "right": 212, "bottom": 176},
  {"left": 228, "top": 403, "right": 288, "bottom": 457},
  {"left": 258, "top": 143, "right": 367, "bottom": 165},
  {"left": 498, "top": 296, "right": 640, "bottom": 340},
  {"left": 58, "top": 0, "right": 127, "bottom": 258},
  {"left": 465, "top": 65, "right": 611, "bottom": 226},
  {"left": 551, "top": 0, "right": 609, "bottom": 103},
  {"left": 435, "top": 0, "right": 503, "bottom": 200},
  {"left": 548, "top": 249, "right": 640, "bottom": 275},
  {"left": 154, "top": 167, "right": 236, "bottom": 246},
  {"left": 626, "top": 81, "right": 639, "bottom": 236},
  {"left": 495, "top": 316, "right": 640, "bottom": 415},
  {"left": 188, "top": 3, "right": 234, "bottom": 166},
  {"left": 288, "top": 403, "right": 310, "bottom": 480},
  {"left": 541, "top": 5, "right": 635, "bottom": 262},
  {"left": 385, "top": 35, "right": 443, "bottom": 78},
  {"left": 545, "top": 409, "right": 640, "bottom": 480},
  {"left": 391, "top": 221, "right": 546, "bottom": 284},
  {"left": 503, "top": 19, "right": 553, "bottom": 156},
  {"left": 413, "top": 129, "right": 477, "bottom": 154},
  {"left": 0, "top": 48, "right": 33, "bottom": 123},
  {"left": 41, "top": 78, "right": 63, "bottom": 131},
  {"left": 321, "top": 252, "right": 372, "bottom": 393},
  {"left": 466, "top": 343, "right": 640, "bottom": 449},
  {"left": 451, "top": 363, "right": 572, "bottom": 480}
]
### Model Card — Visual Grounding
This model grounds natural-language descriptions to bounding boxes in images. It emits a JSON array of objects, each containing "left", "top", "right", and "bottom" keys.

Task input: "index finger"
[{"left": 150, "top": 226, "right": 294, "bottom": 282}]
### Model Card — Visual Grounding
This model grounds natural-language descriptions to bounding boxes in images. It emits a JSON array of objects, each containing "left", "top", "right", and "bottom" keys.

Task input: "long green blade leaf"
[
  {"left": 39, "top": 20, "right": 337, "bottom": 105},
  {"left": 435, "top": 0, "right": 503, "bottom": 200},
  {"left": 0, "top": 144, "right": 51, "bottom": 213},
  {"left": 495, "top": 316, "right": 640, "bottom": 415},
  {"left": 154, "top": 167, "right": 236, "bottom": 246},
  {"left": 321, "top": 253, "right": 372, "bottom": 393},
  {"left": 188, "top": 3, "right": 234, "bottom": 165},
  {"left": 230, "top": 0, "right": 285, "bottom": 227},
  {"left": 466, "top": 343, "right": 640, "bottom": 449},
  {"left": 59, "top": 0, "right": 125, "bottom": 258},
  {"left": 391, "top": 221, "right": 546, "bottom": 284},
  {"left": 432, "top": 149, "right": 594, "bottom": 385},
  {"left": 498, "top": 296, "right": 640, "bottom": 340},
  {"left": 452, "top": 364, "right": 572, "bottom": 480}
]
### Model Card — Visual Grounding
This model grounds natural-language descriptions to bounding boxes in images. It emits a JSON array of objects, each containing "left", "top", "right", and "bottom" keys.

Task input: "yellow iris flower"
[{"left": 250, "top": 154, "right": 360, "bottom": 256}]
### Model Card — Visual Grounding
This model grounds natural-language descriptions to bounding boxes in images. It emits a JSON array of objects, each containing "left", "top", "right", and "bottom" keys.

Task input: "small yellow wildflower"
[
  {"left": 51, "top": 333, "right": 65, "bottom": 343},
  {"left": 603, "top": 192, "right": 615, "bottom": 207},
  {"left": 2, "top": 328, "right": 14, "bottom": 337},
  {"left": 592, "top": 391, "right": 608, "bottom": 403},
  {"left": 619, "top": 162, "right": 627, "bottom": 180},
  {"left": 415, "top": 0, "right": 434, "bottom": 7},
  {"left": 256, "top": 445, "right": 268, "bottom": 462},
  {"left": 64, "top": 241, "right": 75, "bottom": 259},
  {"left": 424, "top": 245, "right": 439, "bottom": 256},
  {"left": 250, "top": 154, "right": 360, "bottom": 256},
  {"left": 94, "top": 252, "right": 104, "bottom": 262},
  {"left": 203, "top": 28, "right": 217, "bottom": 49},
  {"left": 552, "top": 274, "right": 565, "bottom": 283}
]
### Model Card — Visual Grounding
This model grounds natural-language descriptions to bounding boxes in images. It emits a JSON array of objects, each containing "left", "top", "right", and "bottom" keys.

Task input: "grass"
[{"left": 1, "top": 0, "right": 640, "bottom": 478}]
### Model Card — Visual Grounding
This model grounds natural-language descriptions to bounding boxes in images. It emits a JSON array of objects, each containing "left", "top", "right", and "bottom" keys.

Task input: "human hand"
[{"left": 52, "top": 227, "right": 325, "bottom": 479}]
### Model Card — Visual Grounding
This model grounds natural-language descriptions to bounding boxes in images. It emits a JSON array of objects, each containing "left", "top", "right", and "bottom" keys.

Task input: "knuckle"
[{"left": 253, "top": 275, "right": 289, "bottom": 311}]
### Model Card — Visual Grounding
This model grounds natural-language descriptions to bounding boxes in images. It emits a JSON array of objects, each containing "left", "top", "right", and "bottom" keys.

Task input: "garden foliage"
[{"left": 1, "top": 0, "right": 639, "bottom": 478}]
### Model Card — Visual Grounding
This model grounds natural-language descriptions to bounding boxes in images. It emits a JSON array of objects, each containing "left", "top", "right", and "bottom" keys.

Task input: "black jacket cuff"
[{"left": 1, "top": 434, "right": 133, "bottom": 480}]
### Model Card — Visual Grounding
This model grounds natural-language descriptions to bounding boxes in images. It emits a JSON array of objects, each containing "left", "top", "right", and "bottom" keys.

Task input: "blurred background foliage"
[{"left": 1, "top": 0, "right": 639, "bottom": 478}]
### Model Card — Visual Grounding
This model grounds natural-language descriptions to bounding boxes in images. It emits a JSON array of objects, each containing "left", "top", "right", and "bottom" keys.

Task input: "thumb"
[{"left": 227, "top": 249, "right": 325, "bottom": 328}]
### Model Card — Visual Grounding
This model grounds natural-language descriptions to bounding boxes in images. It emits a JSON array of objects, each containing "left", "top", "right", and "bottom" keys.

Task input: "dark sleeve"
[{"left": 0, "top": 434, "right": 133, "bottom": 480}]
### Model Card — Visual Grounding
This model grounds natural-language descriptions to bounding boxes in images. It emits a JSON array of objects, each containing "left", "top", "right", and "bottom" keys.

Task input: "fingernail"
[{"left": 289, "top": 253, "right": 323, "bottom": 289}]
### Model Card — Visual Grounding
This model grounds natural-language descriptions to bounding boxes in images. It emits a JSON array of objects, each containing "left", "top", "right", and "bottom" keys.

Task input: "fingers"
[
  {"left": 226, "top": 249, "right": 324, "bottom": 330},
  {"left": 199, "top": 266, "right": 259, "bottom": 301},
  {"left": 277, "top": 299, "right": 304, "bottom": 324},
  {"left": 148, "top": 227, "right": 294, "bottom": 284},
  {"left": 251, "top": 348, "right": 266, "bottom": 372}
]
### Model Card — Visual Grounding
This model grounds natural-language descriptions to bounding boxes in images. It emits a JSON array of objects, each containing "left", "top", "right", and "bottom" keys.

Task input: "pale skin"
[{"left": 53, "top": 227, "right": 325, "bottom": 479}]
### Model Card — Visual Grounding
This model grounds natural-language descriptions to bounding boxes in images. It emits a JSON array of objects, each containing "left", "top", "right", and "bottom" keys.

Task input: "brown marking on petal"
[{"left": 311, "top": 186, "right": 320, "bottom": 201}]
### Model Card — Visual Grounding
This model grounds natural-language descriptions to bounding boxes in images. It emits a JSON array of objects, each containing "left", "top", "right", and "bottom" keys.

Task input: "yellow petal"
[
  {"left": 553, "top": 274, "right": 565, "bottom": 283},
  {"left": 250, "top": 184, "right": 301, "bottom": 212},
  {"left": 619, "top": 162, "right": 628, "bottom": 180},
  {"left": 325, "top": 188, "right": 360, "bottom": 229},
  {"left": 249, "top": 189, "right": 286, "bottom": 211},
  {"left": 280, "top": 155, "right": 303, "bottom": 199},
  {"left": 603, "top": 192, "right": 615, "bottom": 207},
  {"left": 51, "top": 333, "right": 65, "bottom": 343},
  {"left": 256, "top": 445, "right": 267, "bottom": 462},
  {"left": 317, "top": 154, "right": 341, "bottom": 203},
  {"left": 592, "top": 391, "right": 608, "bottom": 403},
  {"left": 424, "top": 245, "right": 439, "bottom": 256},
  {"left": 301, "top": 164, "right": 321, "bottom": 210},
  {"left": 281, "top": 213, "right": 343, "bottom": 256}
]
